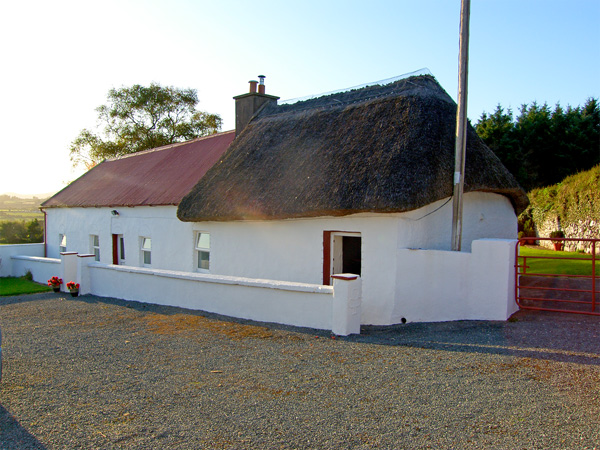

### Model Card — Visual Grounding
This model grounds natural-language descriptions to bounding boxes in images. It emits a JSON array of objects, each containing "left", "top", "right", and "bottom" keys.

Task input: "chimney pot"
[{"left": 234, "top": 75, "right": 279, "bottom": 136}]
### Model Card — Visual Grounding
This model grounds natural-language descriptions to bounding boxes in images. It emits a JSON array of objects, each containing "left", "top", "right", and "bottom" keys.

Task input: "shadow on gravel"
[
  {"left": 3, "top": 294, "right": 599, "bottom": 366},
  {"left": 355, "top": 311, "right": 600, "bottom": 366},
  {"left": 84, "top": 295, "right": 599, "bottom": 366},
  {"left": 0, "top": 292, "right": 60, "bottom": 306},
  {"left": 0, "top": 405, "right": 47, "bottom": 450}
]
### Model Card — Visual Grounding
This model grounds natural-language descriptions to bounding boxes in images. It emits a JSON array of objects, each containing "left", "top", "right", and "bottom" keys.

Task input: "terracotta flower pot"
[{"left": 553, "top": 242, "right": 563, "bottom": 251}]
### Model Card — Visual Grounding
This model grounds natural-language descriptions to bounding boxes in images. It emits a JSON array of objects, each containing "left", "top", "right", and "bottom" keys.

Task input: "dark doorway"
[
  {"left": 324, "top": 231, "right": 362, "bottom": 285},
  {"left": 342, "top": 236, "right": 362, "bottom": 275}
]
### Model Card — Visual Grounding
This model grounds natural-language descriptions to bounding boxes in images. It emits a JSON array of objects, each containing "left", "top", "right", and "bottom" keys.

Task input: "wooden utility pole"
[{"left": 451, "top": 0, "right": 471, "bottom": 251}]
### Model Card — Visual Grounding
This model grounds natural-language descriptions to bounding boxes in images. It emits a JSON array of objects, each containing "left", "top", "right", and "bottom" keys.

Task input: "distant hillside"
[
  {"left": 0, "top": 194, "right": 47, "bottom": 222},
  {"left": 520, "top": 165, "right": 599, "bottom": 252},
  {"left": 1, "top": 192, "right": 55, "bottom": 199}
]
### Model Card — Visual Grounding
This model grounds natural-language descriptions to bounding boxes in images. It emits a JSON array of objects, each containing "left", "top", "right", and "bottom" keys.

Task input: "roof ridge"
[
  {"left": 279, "top": 68, "right": 433, "bottom": 105},
  {"left": 109, "top": 130, "right": 235, "bottom": 161},
  {"left": 261, "top": 83, "right": 426, "bottom": 117},
  {"left": 259, "top": 74, "right": 448, "bottom": 119}
]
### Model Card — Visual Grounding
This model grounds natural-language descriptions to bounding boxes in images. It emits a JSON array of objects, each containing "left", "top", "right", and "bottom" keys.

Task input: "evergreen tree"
[{"left": 476, "top": 98, "right": 599, "bottom": 191}]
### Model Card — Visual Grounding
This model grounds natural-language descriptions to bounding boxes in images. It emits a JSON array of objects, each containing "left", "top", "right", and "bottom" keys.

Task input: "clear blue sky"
[{"left": 1, "top": 0, "right": 598, "bottom": 195}]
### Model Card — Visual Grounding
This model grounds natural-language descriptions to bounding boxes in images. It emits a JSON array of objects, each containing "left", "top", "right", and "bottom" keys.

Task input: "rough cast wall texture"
[{"left": 536, "top": 216, "right": 598, "bottom": 253}]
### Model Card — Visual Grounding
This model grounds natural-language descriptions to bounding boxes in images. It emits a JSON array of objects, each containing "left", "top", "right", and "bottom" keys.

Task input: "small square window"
[
  {"left": 59, "top": 234, "right": 67, "bottom": 253},
  {"left": 198, "top": 251, "right": 209, "bottom": 270},
  {"left": 141, "top": 237, "right": 151, "bottom": 266},
  {"left": 196, "top": 232, "right": 210, "bottom": 249},
  {"left": 195, "top": 232, "right": 210, "bottom": 272},
  {"left": 90, "top": 235, "right": 100, "bottom": 261},
  {"left": 118, "top": 235, "right": 125, "bottom": 262}
]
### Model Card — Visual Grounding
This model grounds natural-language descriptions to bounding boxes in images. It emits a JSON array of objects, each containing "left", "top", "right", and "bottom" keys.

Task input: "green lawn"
[
  {"left": 518, "top": 246, "right": 598, "bottom": 276},
  {"left": 0, "top": 277, "right": 52, "bottom": 296}
]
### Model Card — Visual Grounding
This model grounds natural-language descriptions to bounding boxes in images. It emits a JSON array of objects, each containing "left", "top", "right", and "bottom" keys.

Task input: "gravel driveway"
[{"left": 1, "top": 292, "right": 599, "bottom": 449}]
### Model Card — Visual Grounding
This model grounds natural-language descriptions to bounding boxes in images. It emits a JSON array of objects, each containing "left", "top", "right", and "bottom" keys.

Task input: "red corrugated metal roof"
[{"left": 42, "top": 131, "right": 235, "bottom": 208}]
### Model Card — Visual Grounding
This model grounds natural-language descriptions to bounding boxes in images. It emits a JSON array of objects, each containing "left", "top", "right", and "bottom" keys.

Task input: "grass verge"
[
  {"left": 518, "top": 246, "right": 598, "bottom": 276},
  {"left": 0, "top": 276, "right": 52, "bottom": 296}
]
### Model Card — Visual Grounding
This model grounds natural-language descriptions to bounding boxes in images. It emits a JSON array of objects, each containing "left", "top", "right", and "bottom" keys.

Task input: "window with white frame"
[
  {"left": 118, "top": 235, "right": 125, "bottom": 263},
  {"left": 140, "top": 237, "right": 152, "bottom": 266},
  {"left": 90, "top": 235, "right": 100, "bottom": 261},
  {"left": 195, "top": 232, "right": 210, "bottom": 271},
  {"left": 59, "top": 234, "right": 67, "bottom": 253}
]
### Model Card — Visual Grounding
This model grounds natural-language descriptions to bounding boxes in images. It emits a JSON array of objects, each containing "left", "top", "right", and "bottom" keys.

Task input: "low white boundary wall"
[
  {"left": 0, "top": 243, "right": 45, "bottom": 277},
  {"left": 85, "top": 263, "right": 337, "bottom": 331},
  {"left": 10, "top": 255, "right": 61, "bottom": 286},
  {"left": 2, "top": 239, "right": 518, "bottom": 332},
  {"left": 393, "top": 239, "right": 518, "bottom": 322}
]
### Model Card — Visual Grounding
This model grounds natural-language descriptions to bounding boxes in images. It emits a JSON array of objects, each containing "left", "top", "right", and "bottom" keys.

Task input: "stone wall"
[{"left": 535, "top": 215, "right": 598, "bottom": 253}]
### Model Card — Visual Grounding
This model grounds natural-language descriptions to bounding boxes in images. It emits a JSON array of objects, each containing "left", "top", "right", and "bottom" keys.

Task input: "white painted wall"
[
  {"left": 392, "top": 239, "right": 519, "bottom": 323},
  {"left": 0, "top": 243, "right": 45, "bottom": 277},
  {"left": 193, "top": 192, "right": 516, "bottom": 324},
  {"left": 41, "top": 192, "right": 517, "bottom": 325},
  {"left": 4, "top": 238, "right": 518, "bottom": 332},
  {"left": 10, "top": 255, "right": 60, "bottom": 284},
  {"left": 44, "top": 206, "right": 195, "bottom": 272},
  {"left": 68, "top": 237, "right": 518, "bottom": 329},
  {"left": 86, "top": 264, "right": 335, "bottom": 330},
  {"left": 208, "top": 213, "right": 400, "bottom": 324},
  {"left": 397, "top": 192, "right": 517, "bottom": 252}
]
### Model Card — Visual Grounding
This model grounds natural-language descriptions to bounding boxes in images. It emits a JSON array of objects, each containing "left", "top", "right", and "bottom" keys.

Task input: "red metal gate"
[{"left": 515, "top": 237, "right": 599, "bottom": 315}]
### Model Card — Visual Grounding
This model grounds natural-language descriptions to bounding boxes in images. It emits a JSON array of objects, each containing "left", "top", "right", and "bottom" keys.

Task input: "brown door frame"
[
  {"left": 323, "top": 230, "right": 361, "bottom": 285},
  {"left": 323, "top": 231, "right": 332, "bottom": 285}
]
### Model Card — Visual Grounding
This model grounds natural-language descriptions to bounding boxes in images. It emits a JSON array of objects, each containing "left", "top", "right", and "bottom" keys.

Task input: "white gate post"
[
  {"left": 60, "top": 252, "right": 78, "bottom": 292},
  {"left": 331, "top": 274, "right": 362, "bottom": 336},
  {"left": 77, "top": 254, "right": 95, "bottom": 295}
]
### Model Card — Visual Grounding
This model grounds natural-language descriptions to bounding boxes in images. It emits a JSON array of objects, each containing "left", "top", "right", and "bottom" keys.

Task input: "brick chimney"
[{"left": 233, "top": 75, "right": 279, "bottom": 136}]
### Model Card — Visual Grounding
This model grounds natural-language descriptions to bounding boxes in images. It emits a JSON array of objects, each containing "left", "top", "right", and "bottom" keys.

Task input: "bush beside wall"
[{"left": 520, "top": 165, "right": 599, "bottom": 252}]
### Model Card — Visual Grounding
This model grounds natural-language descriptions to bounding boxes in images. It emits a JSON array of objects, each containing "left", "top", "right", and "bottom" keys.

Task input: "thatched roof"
[{"left": 178, "top": 75, "right": 528, "bottom": 222}]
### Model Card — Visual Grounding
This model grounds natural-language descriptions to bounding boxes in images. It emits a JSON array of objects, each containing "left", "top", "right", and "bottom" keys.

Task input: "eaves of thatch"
[{"left": 177, "top": 75, "right": 528, "bottom": 222}]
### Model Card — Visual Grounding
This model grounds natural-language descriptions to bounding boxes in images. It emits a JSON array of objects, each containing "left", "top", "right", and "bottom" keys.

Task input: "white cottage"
[
  {"left": 23, "top": 73, "right": 528, "bottom": 332},
  {"left": 177, "top": 74, "right": 528, "bottom": 325}
]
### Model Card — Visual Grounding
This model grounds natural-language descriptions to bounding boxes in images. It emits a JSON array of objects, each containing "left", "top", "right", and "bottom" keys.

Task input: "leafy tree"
[
  {"left": 0, "top": 219, "right": 44, "bottom": 244},
  {"left": 476, "top": 98, "right": 599, "bottom": 191},
  {"left": 26, "top": 219, "right": 44, "bottom": 243},
  {"left": 70, "top": 83, "right": 222, "bottom": 168},
  {"left": 0, "top": 221, "right": 26, "bottom": 244}
]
